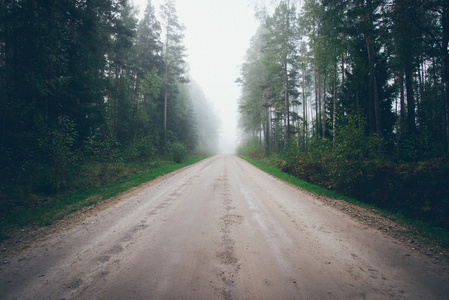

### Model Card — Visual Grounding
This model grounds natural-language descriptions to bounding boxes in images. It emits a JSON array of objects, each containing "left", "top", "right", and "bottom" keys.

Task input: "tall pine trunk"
[
  {"left": 332, "top": 61, "right": 337, "bottom": 146},
  {"left": 363, "top": 0, "right": 381, "bottom": 135},
  {"left": 442, "top": 1, "right": 449, "bottom": 153},
  {"left": 284, "top": 63, "right": 289, "bottom": 148},
  {"left": 405, "top": 62, "right": 415, "bottom": 133},
  {"left": 302, "top": 62, "right": 307, "bottom": 150},
  {"left": 322, "top": 76, "right": 327, "bottom": 138},
  {"left": 314, "top": 51, "right": 320, "bottom": 141},
  {"left": 164, "top": 33, "right": 168, "bottom": 135}
]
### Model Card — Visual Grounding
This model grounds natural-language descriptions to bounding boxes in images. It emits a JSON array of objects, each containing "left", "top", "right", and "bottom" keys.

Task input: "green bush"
[
  {"left": 124, "top": 136, "right": 159, "bottom": 162},
  {"left": 84, "top": 125, "right": 121, "bottom": 162},
  {"left": 278, "top": 117, "right": 449, "bottom": 229},
  {"left": 32, "top": 120, "right": 80, "bottom": 193},
  {"left": 236, "top": 136, "right": 265, "bottom": 158},
  {"left": 170, "top": 142, "right": 187, "bottom": 163},
  {"left": 281, "top": 150, "right": 449, "bottom": 228}
]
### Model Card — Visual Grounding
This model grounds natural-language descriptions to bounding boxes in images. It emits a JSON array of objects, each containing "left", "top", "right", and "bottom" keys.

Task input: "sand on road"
[{"left": 1, "top": 154, "right": 448, "bottom": 299}]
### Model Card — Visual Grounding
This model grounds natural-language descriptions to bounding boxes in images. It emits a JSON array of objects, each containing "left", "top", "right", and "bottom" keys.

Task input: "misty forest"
[
  {"left": 1, "top": 0, "right": 449, "bottom": 237},
  {"left": 0, "top": 0, "right": 220, "bottom": 221},
  {"left": 236, "top": 0, "right": 449, "bottom": 229},
  {"left": 3, "top": 1, "right": 449, "bottom": 297}
]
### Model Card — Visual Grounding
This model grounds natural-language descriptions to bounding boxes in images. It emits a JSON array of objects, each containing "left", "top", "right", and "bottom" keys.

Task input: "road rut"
[{"left": 1, "top": 154, "right": 448, "bottom": 299}]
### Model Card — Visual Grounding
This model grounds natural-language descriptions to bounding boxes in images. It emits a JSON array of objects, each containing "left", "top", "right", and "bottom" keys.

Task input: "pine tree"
[
  {"left": 160, "top": 0, "right": 188, "bottom": 136},
  {"left": 133, "top": 0, "right": 164, "bottom": 142},
  {"left": 263, "top": 1, "right": 300, "bottom": 148},
  {"left": 107, "top": 0, "right": 138, "bottom": 145}
]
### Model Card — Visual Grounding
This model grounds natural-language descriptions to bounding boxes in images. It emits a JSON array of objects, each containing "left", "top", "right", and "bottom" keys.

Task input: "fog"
[{"left": 132, "top": 0, "right": 260, "bottom": 153}]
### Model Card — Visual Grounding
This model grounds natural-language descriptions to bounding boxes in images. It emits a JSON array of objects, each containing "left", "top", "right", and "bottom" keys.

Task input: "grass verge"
[
  {"left": 0, "top": 156, "right": 208, "bottom": 242},
  {"left": 239, "top": 155, "right": 354, "bottom": 201},
  {"left": 239, "top": 155, "right": 449, "bottom": 249}
]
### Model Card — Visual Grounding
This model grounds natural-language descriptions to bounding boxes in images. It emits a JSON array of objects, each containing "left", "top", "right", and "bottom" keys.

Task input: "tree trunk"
[
  {"left": 284, "top": 65, "right": 289, "bottom": 148},
  {"left": 399, "top": 71, "right": 406, "bottom": 134},
  {"left": 314, "top": 51, "right": 319, "bottom": 141},
  {"left": 442, "top": 1, "right": 449, "bottom": 153},
  {"left": 164, "top": 32, "right": 168, "bottom": 135},
  {"left": 366, "top": 35, "right": 381, "bottom": 135},
  {"left": 302, "top": 62, "right": 307, "bottom": 150},
  {"left": 333, "top": 62, "right": 337, "bottom": 147},
  {"left": 363, "top": 0, "right": 381, "bottom": 135},
  {"left": 283, "top": 0, "right": 291, "bottom": 148},
  {"left": 395, "top": 84, "right": 400, "bottom": 162},
  {"left": 405, "top": 63, "right": 415, "bottom": 133},
  {"left": 442, "top": 49, "right": 449, "bottom": 153},
  {"left": 322, "top": 76, "right": 327, "bottom": 138}
]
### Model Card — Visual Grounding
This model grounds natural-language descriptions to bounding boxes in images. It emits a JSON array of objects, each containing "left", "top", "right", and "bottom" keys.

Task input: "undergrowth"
[
  {"left": 0, "top": 156, "right": 207, "bottom": 242},
  {"left": 240, "top": 155, "right": 449, "bottom": 249}
]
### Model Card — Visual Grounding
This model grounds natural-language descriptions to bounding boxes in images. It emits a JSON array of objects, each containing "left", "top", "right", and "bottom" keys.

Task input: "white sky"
[{"left": 131, "top": 0, "right": 261, "bottom": 153}]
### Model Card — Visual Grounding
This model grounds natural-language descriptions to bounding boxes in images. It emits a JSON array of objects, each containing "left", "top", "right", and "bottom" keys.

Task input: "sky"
[{"left": 131, "top": 0, "right": 261, "bottom": 153}]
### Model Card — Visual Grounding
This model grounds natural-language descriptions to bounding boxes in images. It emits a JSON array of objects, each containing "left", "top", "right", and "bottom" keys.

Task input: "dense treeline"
[
  {"left": 237, "top": 0, "right": 449, "bottom": 228},
  {"left": 0, "top": 0, "right": 218, "bottom": 197}
]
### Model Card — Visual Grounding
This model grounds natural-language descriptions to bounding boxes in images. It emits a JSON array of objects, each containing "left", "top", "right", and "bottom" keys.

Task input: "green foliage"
[
  {"left": 191, "top": 143, "right": 217, "bottom": 156},
  {"left": 36, "top": 120, "right": 80, "bottom": 193},
  {"left": 237, "top": 0, "right": 449, "bottom": 231},
  {"left": 124, "top": 136, "right": 159, "bottom": 162},
  {"left": 0, "top": 0, "right": 219, "bottom": 240},
  {"left": 85, "top": 125, "right": 121, "bottom": 163},
  {"left": 238, "top": 2, "right": 301, "bottom": 148},
  {"left": 236, "top": 136, "right": 265, "bottom": 158},
  {"left": 240, "top": 155, "right": 352, "bottom": 201},
  {"left": 141, "top": 68, "right": 163, "bottom": 102},
  {"left": 169, "top": 141, "right": 188, "bottom": 163},
  {"left": 0, "top": 0, "right": 213, "bottom": 185},
  {"left": 334, "top": 117, "right": 386, "bottom": 159},
  {"left": 160, "top": 0, "right": 188, "bottom": 84},
  {"left": 278, "top": 120, "right": 449, "bottom": 229},
  {"left": 0, "top": 156, "right": 208, "bottom": 242},
  {"left": 243, "top": 154, "right": 449, "bottom": 248},
  {"left": 168, "top": 83, "right": 199, "bottom": 151}
]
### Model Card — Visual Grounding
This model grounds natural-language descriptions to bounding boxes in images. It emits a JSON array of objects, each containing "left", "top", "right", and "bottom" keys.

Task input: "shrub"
[
  {"left": 124, "top": 136, "right": 158, "bottom": 162},
  {"left": 236, "top": 136, "right": 265, "bottom": 158},
  {"left": 170, "top": 142, "right": 187, "bottom": 163},
  {"left": 33, "top": 120, "right": 80, "bottom": 193},
  {"left": 277, "top": 117, "right": 449, "bottom": 229},
  {"left": 84, "top": 125, "right": 121, "bottom": 162}
]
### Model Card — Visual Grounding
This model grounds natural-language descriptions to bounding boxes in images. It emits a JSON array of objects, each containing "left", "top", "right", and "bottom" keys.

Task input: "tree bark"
[
  {"left": 322, "top": 76, "right": 327, "bottom": 138},
  {"left": 405, "top": 61, "right": 415, "bottom": 133},
  {"left": 363, "top": 0, "right": 381, "bottom": 135},
  {"left": 333, "top": 62, "right": 337, "bottom": 147},
  {"left": 164, "top": 32, "right": 168, "bottom": 135},
  {"left": 442, "top": 0, "right": 449, "bottom": 153},
  {"left": 314, "top": 51, "right": 320, "bottom": 141},
  {"left": 302, "top": 60, "right": 307, "bottom": 150},
  {"left": 284, "top": 63, "right": 289, "bottom": 148}
]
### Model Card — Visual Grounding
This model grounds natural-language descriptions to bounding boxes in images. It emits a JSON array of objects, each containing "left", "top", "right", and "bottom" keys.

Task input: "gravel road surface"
[{"left": 1, "top": 154, "right": 448, "bottom": 299}]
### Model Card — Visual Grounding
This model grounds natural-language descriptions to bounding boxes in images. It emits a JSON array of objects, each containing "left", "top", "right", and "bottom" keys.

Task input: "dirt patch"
[
  {"left": 314, "top": 193, "right": 449, "bottom": 265},
  {"left": 0, "top": 170, "right": 180, "bottom": 264}
]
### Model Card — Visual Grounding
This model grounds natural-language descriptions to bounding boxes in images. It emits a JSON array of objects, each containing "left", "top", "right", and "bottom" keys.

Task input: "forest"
[
  {"left": 0, "top": 0, "right": 219, "bottom": 211},
  {"left": 237, "top": 0, "right": 449, "bottom": 229}
]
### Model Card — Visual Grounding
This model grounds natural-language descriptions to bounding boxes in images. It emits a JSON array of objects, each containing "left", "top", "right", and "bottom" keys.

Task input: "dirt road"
[{"left": 1, "top": 154, "right": 448, "bottom": 299}]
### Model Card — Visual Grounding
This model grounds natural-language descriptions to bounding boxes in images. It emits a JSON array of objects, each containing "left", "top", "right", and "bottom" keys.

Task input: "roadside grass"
[
  {"left": 239, "top": 155, "right": 449, "bottom": 249},
  {"left": 0, "top": 156, "right": 208, "bottom": 242},
  {"left": 239, "top": 155, "right": 354, "bottom": 201}
]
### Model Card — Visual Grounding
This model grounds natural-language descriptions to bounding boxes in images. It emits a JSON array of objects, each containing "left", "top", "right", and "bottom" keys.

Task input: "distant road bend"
[{"left": 1, "top": 154, "right": 448, "bottom": 299}]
